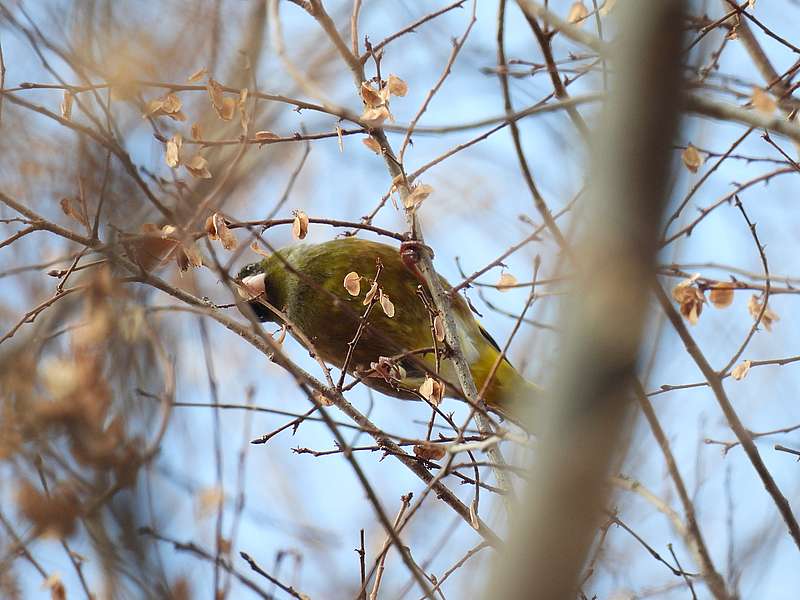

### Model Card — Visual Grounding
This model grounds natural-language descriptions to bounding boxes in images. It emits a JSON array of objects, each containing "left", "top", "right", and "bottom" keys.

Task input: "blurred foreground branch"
[{"left": 487, "top": 1, "right": 687, "bottom": 597}]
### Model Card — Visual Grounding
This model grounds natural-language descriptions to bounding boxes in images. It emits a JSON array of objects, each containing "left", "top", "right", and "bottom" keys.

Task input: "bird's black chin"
[{"left": 247, "top": 298, "right": 278, "bottom": 323}]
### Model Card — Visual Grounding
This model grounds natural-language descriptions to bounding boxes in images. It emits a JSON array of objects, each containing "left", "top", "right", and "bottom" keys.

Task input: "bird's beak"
[{"left": 237, "top": 273, "right": 266, "bottom": 299}]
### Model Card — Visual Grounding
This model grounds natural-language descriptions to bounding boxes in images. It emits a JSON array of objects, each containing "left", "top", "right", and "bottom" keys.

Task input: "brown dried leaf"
[
  {"left": 144, "top": 92, "right": 186, "bottom": 121},
  {"left": 682, "top": 144, "right": 702, "bottom": 173},
  {"left": 188, "top": 67, "right": 208, "bottom": 83},
  {"left": 196, "top": 486, "right": 223, "bottom": 519},
  {"left": 127, "top": 232, "right": 179, "bottom": 271},
  {"left": 336, "top": 124, "right": 344, "bottom": 153},
  {"left": 709, "top": 283, "right": 735, "bottom": 308},
  {"left": 360, "top": 82, "right": 383, "bottom": 108},
  {"left": 413, "top": 443, "right": 446, "bottom": 462},
  {"left": 161, "top": 93, "right": 182, "bottom": 114},
  {"left": 387, "top": 74, "right": 408, "bottom": 97},
  {"left": 239, "top": 88, "right": 249, "bottom": 130},
  {"left": 567, "top": 1, "right": 589, "bottom": 25},
  {"left": 218, "top": 537, "right": 232, "bottom": 556},
  {"left": 218, "top": 96, "right": 236, "bottom": 121},
  {"left": 207, "top": 213, "right": 237, "bottom": 250},
  {"left": 143, "top": 97, "right": 164, "bottom": 117},
  {"left": 671, "top": 274, "right": 700, "bottom": 300},
  {"left": 379, "top": 84, "right": 392, "bottom": 105},
  {"left": 389, "top": 174, "right": 404, "bottom": 195},
  {"left": 206, "top": 78, "right": 225, "bottom": 110},
  {"left": 72, "top": 305, "right": 112, "bottom": 348},
  {"left": 313, "top": 389, "right": 335, "bottom": 407},
  {"left": 184, "top": 154, "right": 212, "bottom": 179},
  {"left": 433, "top": 314, "right": 445, "bottom": 342},
  {"left": 419, "top": 377, "right": 434, "bottom": 401},
  {"left": 59, "top": 197, "right": 88, "bottom": 227},
  {"left": 18, "top": 481, "right": 79, "bottom": 538},
  {"left": 404, "top": 183, "right": 433, "bottom": 210},
  {"left": 177, "top": 248, "right": 191, "bottom": 271},
  {"left": 363, "top": 280, "right": 379, "bottom": 305},
  {"left": 254, "top": 130, "right": 280, "bottom": 147},
  {"left": 379, "top": 289, "right": 395, "bottom": 318},
  {"left": 367, "top": 356, "right": 405, "bottom": 382},
  {"left": 60, "top": 90, "right": 74, "bottom": 121},
  {"left": 679, "top": 293, "right": 706, "bottom": 325},
  {"left": 191, "top": 122, "right": 202, "bottom": 140},
  {"left": 250, "top": 241, "right": 271, "bottom": 258},
  {"left": 292, "top": 210, "right": 309, "bottom": 240},
  {"left": 419, "top": 375, "right": 444, "bottom": 406},
  {"left": 731, "top": 360, "right": 752, "bottom": 381},
  {"left": 361, "top": 105, "right": 391, "bottom": 128},
  {"left": 217, "top": 227, "right": 238, "bottom": 253},
  {"left": 747, "top": 294, "right": 779, "bottom": 331},
  {"left": 362, "top": 136, "right": 382, "bottom": 154},
  {"left": 204, "top": 215, "right": 216, "bottom": 238},
  {"left": 39, "top": 357, "right": 81, "bottom": 401},
  {"left": 165, "top": 133, "right": 182, "bottom": 168},
  {"left": 180, "top": 243, "right": 203, "bottom": 270},
  {"left": 747, "top": 294, "right": 759, "bottom": 318},
  {"left": 672, "top": 275, "right": 705, "bottom": 325},
  {"left": 126, "top": 224, "right": 185, "bottom": 271},
  {"left": 751, "top": 87, "right": 777, "bottom": 115},
  {"left": 43, "top": 573, "right": 66, "bottom": 600},
  {"left": 496, "top": 272, "right": 518, "bottom": 292},
  {"left": 344, "top": 272, "right": 361, "bottom": 296}
]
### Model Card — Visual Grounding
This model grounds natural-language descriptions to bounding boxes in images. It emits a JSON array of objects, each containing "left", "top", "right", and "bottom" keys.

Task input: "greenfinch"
[{"left": 237, "top": 238, "right": 538, "bottom": 419}]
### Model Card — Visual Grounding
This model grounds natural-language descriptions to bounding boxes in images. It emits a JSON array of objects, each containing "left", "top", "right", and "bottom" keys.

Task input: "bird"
[{"left": 236, "top": 237, "right": 539, "bottom": 421}]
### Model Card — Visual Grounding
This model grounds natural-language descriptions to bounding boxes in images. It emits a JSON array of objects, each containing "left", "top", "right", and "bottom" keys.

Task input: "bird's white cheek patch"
[{"left": 238, "top": 273, "right": 266, "bottom": 299}]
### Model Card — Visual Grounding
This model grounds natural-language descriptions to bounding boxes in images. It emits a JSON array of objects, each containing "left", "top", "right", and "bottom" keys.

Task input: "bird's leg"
[{"left": 399, "top": 240, "right": 434, "bottom": 286}]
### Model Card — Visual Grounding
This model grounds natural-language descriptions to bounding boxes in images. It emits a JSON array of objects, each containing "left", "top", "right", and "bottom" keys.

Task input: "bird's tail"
[
  {"left": 471, "top": 350, "right": 541, "bottom": 430},
  {"left": 492, "top": 376, "right": 542, "bottom": 431}
]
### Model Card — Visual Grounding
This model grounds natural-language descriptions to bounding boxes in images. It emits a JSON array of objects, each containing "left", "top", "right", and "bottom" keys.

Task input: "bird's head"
[{"left": 236, "top": 261, "right": 279, "bottom": 323}]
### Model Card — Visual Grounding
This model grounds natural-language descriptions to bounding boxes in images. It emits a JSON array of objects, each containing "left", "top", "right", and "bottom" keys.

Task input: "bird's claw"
[
  {"left": 400, "top": 240, "right": 434, "bottom": 264},
  {"left": 400, "top": 241, "right": 435, "bottom": 285}
]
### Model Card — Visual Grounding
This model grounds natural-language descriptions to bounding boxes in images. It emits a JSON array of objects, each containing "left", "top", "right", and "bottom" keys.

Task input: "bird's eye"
[
  {"left": 238, "top": 272, "right": 266, "bottom": 298},
  {"left": 238, "top": 263, "right": 259, "bottom": 279}
]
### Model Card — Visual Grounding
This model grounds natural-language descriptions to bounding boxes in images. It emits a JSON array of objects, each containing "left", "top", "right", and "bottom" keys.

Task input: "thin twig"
[
  {"left": 774, "top": 445, "right": 800, "bottom": 459},
  {"left": 369, "top": 493, "right": 413, "bottom": 600},
  {"left": 721, "top": 196, "right": 770, "bottom": 373},
  {"left": 655, "top": 283, "right": 800, "bottom": 551},
  {"left": 139, "top": 528, "right": 275, "bottom": 600},
  {"left": 398, "top": 2, "right": 477, "bottom": 163},
  {"left": 607, "top": 513, "right": 697, "bottom": 578},
  {"left": 360, "top": 1, "right": 466, "bottom": 64},
  {"left": 668, "top": 543, "right": 698, "bottom": 599},
  {"left": 634, "top": 381, "right": 729, "bottom": 599}
]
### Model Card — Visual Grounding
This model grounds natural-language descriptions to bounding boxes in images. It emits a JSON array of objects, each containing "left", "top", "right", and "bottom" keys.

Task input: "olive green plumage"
[{"left": 237, "top": 237, "right": 538, "bottom": 419}]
